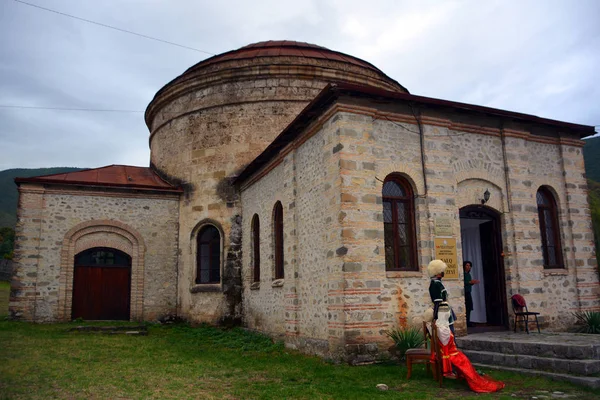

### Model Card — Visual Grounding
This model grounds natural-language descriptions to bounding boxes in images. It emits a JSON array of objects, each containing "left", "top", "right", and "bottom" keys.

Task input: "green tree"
[
  {"left": 0, "top": 227, "right": 15, "bottom": 259},
  {"left": 588, "top": 180, "right": 600, "bottom": 272}
]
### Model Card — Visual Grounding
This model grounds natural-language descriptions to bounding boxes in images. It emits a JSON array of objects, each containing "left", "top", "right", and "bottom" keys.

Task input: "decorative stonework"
[{"left": 57, "top": 219, "right": 146, "bottom": 321}]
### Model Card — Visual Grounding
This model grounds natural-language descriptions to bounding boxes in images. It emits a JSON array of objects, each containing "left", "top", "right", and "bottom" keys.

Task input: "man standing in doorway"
[{"left": 463, "top": 260, "right": 480, "bottom": 327}]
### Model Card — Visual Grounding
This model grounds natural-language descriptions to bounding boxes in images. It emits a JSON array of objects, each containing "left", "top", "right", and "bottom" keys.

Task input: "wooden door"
[
  {"left": 71, "top": 248, "right": 131, "bottom": 321},
  {"left": 480, "top": 220, "right": 508, "bottom": 327}
]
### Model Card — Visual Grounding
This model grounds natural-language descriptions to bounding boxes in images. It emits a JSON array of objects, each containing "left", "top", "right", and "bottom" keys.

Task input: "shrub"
[
  {"left": 385, "top": 326, "right": 426, "bottom": 360},
  {"left": 573, "top": 311, "right": 600, "bottom": 334}
]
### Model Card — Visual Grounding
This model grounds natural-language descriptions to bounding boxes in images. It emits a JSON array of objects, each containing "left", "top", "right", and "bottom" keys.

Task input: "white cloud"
[{"left": 0, "top": 0, "right": 598, "bottom": 170}]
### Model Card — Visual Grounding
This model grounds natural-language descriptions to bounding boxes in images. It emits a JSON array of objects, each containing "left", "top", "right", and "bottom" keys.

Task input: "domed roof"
[
  {"left": 183, "top": 40, "right": 390, "bottom": 76},
  {"left": 146, "top": 40, "right": 408, "bottom": 127}
]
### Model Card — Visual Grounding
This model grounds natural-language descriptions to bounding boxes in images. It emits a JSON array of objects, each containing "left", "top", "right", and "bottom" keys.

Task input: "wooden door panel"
[
  {"left": 100, "top": 267, "right": 130, "bottom": 320},
  {"left": 72, "top": 266, "right": 130, "bottom": 320}
]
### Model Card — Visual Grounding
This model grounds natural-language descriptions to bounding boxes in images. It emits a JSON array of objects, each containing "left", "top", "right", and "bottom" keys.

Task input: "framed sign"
[
  {"left": 434, "top": 237, "right": 458, "bottom": 280},
  {"left": 434, "top": 217, "right": 453, "bottom": 237}
]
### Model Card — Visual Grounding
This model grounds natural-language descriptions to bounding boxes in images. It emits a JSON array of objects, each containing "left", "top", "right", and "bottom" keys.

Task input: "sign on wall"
[
  {"left": 434, "top": 237, "right": 458, "bottom": 280},
  {"left": 434, "top": 216, "right": 453, "bottom": 237}
]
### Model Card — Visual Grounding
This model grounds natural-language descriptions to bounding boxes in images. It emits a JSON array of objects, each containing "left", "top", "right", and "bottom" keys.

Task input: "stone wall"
[
  {"left": 147, "top": 54, "right": 406, "bottom": 325},
  {"left": 10, "top": 184, "right": 180, "bottom": 322},
  {"left": 241, "top": 115, "right": 345, "bottom": 357},
  {"left": 240, "top": 97, "right": 599, "bottom": 361}
]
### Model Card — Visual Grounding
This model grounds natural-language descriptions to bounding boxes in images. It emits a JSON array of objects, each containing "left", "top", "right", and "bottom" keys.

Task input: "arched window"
[
  {"left": 536, "top": 187, "right": 563, "bottom": 268},
  {"left": 273, "top": 202, "right": 284, "bottom": 279},
  {"left": 75, "top": 247, "right": 131, "bottom": 267},
  {"left": 382, "top": 175, "right": 417, "bottom": 271},
  {"left": 252, "top": 214, "right": 260, "bottom": 282},
  {"left": 196, "top": 225, "right": 221, "bottom": 284}
]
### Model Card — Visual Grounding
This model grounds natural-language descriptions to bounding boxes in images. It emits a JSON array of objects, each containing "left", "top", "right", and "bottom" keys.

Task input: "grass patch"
[
  {"left": 0, "top": 321, "right": 598, "bottom": 399},
  {"left": 0, "top": 280, "right": 9, "bottom": 317}
]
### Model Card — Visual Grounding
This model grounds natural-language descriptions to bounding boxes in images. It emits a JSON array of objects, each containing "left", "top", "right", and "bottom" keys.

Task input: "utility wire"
[
  {"left": 12, "top": 0, "right": 215, "bottom": 55},
  {"left": 0, "top": 105, "right": 143, "bottom": 112}
]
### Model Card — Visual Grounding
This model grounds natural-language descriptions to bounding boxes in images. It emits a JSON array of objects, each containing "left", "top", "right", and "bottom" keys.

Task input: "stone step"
[
  {"left": 68, "top": 325, "right": 148, "bottom": 335},
  {"left": 456, "top": 334, "right": 600, "bottom": 360},
  {"left": 463, "top": 350, "right": 600, "bottom": 376},
  {"left": 472, "top": 363, "right": 600, "bottom": 390}
]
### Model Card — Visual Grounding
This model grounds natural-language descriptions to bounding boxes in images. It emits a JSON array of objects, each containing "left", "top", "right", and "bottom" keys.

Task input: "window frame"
[
  {"left": 195, "top": 225, "right": 221, "bottom": 284},
  {"left": 382, "top": 174, "right": 418, "bottom": 272},
  {"left": 273, "top": 201, "right": 284, "bottom": 280},
  {"left": 252, "top": 214, "right": 260, "bottom": 283},
  {"left": 536, "top": 186, "right": 564, "bottom": 269}
]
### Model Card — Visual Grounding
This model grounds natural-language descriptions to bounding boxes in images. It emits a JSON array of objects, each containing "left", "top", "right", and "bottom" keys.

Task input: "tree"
[{"left": 0, "top": 227, "right": 15, "bottom": 259}]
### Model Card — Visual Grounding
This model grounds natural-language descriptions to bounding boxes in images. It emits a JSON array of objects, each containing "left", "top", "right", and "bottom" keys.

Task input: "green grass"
[
  {"left": 0, "top": 321, "right": 598, "bottom": 399},
  {"left": 0, "top": 280, "right": 9, "bottom": 317}
]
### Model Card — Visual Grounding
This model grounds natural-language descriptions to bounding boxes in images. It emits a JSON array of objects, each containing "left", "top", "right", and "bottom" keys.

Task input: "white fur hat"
[{"left": 427, "top": 259, "right": 447, "bottom": 277}]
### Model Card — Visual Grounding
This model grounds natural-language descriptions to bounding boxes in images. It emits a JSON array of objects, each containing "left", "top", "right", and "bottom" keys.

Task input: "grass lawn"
[
  {"left": 0, "top": 280, "right": 9, "bottom": 317},
  {"left": 1, "top": 320, "right": 599, "bottom": 400}
]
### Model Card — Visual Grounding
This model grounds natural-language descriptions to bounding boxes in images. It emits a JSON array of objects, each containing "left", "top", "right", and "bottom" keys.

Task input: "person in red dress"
[{"left": 424, "top": 305, "right": 505, "bottom": 393}]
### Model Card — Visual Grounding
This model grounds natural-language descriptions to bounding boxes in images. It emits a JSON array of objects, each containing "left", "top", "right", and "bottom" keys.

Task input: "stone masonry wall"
[
  {"left": 148, "top": 54, "right": 405, "bottom": 326},
  {"left": 10, "top": 184, "right": 179, "bottom": 322},
  {"left": 240, "top": 99, "right": 598, "bottom": 361},
  {"left": 241, "top": 116, "right": 345, "bottom": 357}
]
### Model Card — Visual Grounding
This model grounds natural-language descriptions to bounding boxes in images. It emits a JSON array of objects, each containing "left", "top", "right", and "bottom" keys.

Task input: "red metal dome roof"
[{"left": 183, "top": 40, "right": 387, "bottom": 75}]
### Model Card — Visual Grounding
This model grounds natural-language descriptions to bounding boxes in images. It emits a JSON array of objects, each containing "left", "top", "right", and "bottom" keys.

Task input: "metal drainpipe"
[
  {"left": 500, "top": 124, "right": 520, "bottom": 293},
  {"left": 410, "top": 104, "right": 434, "bottom": 262}
]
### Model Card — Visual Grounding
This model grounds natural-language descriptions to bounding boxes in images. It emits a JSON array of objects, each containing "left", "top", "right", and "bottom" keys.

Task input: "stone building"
[{"left": 10, "top": 41, "right": 599, "bottom": 362}]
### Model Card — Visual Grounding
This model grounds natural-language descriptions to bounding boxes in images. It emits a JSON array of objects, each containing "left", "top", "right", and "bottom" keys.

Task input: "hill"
[
  {"left": 583, "top": 136, "right": 600, "bottom": 182},
  {"left": 0, "top": 168, "right": 83, "bottom": 228}
]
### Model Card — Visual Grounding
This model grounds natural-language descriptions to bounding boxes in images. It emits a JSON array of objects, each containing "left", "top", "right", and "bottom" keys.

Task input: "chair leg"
[
  {"left": 525, "top": 315, "right": 530, "bottom": 334},
  {"left": 406, "top": 360, "right": 412, "bottom": 380},
  {"left": 514, "top": 316, "right": 517, "bottom": 332},
  {"left": 535, "top": 315, "right": 540, "bottom": 333}
]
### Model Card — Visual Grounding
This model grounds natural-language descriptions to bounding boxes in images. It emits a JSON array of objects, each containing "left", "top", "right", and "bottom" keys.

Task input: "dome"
[
  {"left": 184, "top": 40, "right": 395, "bottom": 77},
  {"left": 145, "top": 40, "right": 407, "bottom": 128}
]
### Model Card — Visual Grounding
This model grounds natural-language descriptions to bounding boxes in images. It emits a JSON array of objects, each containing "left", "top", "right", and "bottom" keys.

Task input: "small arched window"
[
  {"left": 196, "top": 225, "right": 221, "bottom": 284},
  {"left": 382, "top": 175, "right": 417, "bottom": 271},
  {"left": 273, "top": 202, "right": 284, "bottom": 279},
  {"left": 536, "top": 187, "right": 563, "bottom": 268},
  {"left": 252, "top": 214, "right": 260, "bottom": 282}
]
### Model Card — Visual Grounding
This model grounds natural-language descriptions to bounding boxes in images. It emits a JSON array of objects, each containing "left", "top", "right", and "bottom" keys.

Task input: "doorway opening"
[
  {"left": 459, "top": 206, "right": 508, "bottom": 332},
  {"left": 72, "top": 247, "right": 131, "bottom": 320}
]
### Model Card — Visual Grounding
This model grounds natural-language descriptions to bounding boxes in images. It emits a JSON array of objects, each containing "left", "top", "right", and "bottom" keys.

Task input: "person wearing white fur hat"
[{"left": 427, "top": 259, "right": 455, "bottom": 333}]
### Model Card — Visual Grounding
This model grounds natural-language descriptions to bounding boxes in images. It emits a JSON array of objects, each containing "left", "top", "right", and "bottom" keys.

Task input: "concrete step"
[
  {"left": 472, "top": 363, "right": 600, "bottom": 390},
  {"left": 456, "top": 334, "right": 600, "bottom": 360},
  {"left": 463, "top": 349, "right": 600, "bottom": 376}
]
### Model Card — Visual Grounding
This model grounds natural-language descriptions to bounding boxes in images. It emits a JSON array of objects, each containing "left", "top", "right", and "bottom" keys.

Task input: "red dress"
[{"left": 431, "top": 331, "right": 505, "bottom": 393}]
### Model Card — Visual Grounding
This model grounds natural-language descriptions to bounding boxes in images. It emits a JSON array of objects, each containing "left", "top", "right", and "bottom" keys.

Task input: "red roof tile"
[{"left": 15, "top": 165, "right": 182, "bottom": 193}]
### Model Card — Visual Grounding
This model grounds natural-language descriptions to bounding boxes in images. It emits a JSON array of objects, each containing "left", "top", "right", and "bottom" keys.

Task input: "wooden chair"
[
  {"left": 405, "top": 322, "right": 432, "bottom": 380},
  {"left": 430, "top": 320, "right": 444, "bottom": 387},
  {"left": 511, "top": 294, "right": 541, "bottom": 334}
]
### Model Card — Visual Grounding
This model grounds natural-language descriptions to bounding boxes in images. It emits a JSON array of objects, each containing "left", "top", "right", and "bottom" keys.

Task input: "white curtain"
[{"left": 461, "top": 225, "right": 487, "bottom": 323}]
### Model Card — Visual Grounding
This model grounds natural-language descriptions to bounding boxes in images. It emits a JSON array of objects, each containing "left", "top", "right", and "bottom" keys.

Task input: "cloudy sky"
[{"left": 1, "top": 0, "right": 599, "bottom": 171}]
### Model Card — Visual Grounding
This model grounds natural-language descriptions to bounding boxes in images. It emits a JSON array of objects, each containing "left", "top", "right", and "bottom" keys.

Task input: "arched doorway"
[
  {"left": 459, "top": 206, "right": 508, "bottom": 330},
  {"left": 71, "top": 247, "right": 132, "bottom": 320}
]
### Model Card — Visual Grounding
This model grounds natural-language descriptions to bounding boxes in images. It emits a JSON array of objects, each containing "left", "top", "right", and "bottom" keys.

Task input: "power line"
[
  {"left": 12, "top": 0, "right": 215, "bottom": 55},
  {"left": 0, "top": 105, "right": 143, "bottom": 112}
]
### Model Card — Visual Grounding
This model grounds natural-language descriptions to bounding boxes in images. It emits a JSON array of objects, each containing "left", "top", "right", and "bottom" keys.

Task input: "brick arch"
[
  {"left": 454, "top": 161, "right": 508, "bottom": 214},
  {"left": 58, "top": 220, "right": 146, "bottom": 321},
  {"left": 456, "top": 179, "right": 506, "bottom": 213},
  {"left": 376, "top": 165, "right": 424, "bottom": 195},
  {"left": 530, "top": 181, "right": 566, "bottom": 211}
]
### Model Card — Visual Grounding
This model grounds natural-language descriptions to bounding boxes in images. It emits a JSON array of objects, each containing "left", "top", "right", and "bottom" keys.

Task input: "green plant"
[
  {"left": 385, "top": 326, "right": 426, "bottom": 360},
  {"left": 573, "top": 311, "right": 600, "bottom": 334}
]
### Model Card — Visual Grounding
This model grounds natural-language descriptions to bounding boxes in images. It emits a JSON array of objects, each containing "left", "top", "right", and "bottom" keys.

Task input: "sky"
[{"left": 1, "top": 0, "right": 599, "bottom": 171}]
